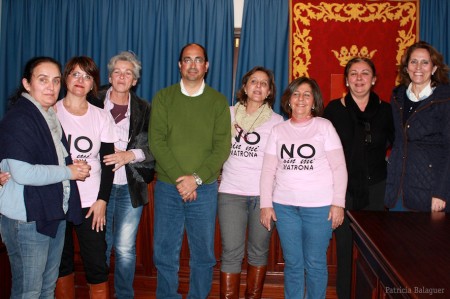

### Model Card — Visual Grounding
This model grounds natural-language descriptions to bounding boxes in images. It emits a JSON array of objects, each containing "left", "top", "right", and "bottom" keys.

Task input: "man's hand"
[{"left": 176, "top": 175, "right": 198, "bottom": 202}]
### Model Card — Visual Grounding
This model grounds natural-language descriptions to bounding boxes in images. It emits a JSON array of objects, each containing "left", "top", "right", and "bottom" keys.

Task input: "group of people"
[
  {"left": 0, "top": 40, "right": 449, "bottom": 299},
  {"left": 0, "top": 51, "right": 154, "bottom": 299}
]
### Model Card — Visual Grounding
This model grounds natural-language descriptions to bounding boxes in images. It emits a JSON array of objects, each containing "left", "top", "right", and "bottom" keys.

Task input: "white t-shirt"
[
  {"left": 56, "top": 101, "right": 118, "bottom": 208},
  {"left": 263, "top": 117, "right": 343, "bottom": 207},
  {"left": 219, "top": 106, "right": 284, "bottom": 196}
]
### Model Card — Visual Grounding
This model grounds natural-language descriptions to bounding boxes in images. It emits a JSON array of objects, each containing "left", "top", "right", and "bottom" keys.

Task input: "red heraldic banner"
[{"left": 289, "top": 0, "right": 419, "bottom": 104}]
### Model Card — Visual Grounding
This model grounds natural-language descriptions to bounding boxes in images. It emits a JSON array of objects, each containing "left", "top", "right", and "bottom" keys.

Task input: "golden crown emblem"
[{"left": 331, "top": 45, "right": 377, "bottom": 67}]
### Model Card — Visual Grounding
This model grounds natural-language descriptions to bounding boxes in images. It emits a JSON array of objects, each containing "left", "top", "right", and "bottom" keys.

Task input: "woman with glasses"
[
  {"left": 260, "top": 77, "right": 347, "bottom": 298},
  {"left": 0, "top": 56, "right": 89, "bottom": 298},
  {"left": 92, "top": 51, "right": 154, "bottom": 299},
  {"left": 55, "top": 56, "right": 117, "bottom": 299},
  {"left": 218, "top": 66, "right": 283, "bottom": 298},
  {"left": 323, "top": 57, "right": 394, "bottom": 299},
  {"left": 385, "top": 41, "right": 450, "bottom": 213}
]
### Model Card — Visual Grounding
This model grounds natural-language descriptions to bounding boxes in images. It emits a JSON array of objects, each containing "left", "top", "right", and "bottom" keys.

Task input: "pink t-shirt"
[
  {"left": 261, "top": 117, "right": 344, "bottom": 207},
  {"left": 219, "top": 107, "right": 284, "bottom": 196},
  {"left": 56, "top": 101, "right": 118, "bottom": 208}
]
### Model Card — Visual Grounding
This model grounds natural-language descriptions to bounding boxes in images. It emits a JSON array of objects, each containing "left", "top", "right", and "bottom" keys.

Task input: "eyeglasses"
[
  {"left": 71, "top": 72, "right": 93, "bottom": 81},
  {"left": 182, "top": 57, "right": 205, "bottom": 65},
  {"left": 363, "top": 121, "right": 371, "bottom": 144}
]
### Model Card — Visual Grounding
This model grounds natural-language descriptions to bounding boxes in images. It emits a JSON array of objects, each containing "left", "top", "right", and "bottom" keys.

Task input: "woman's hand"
[
  {"left": 86, "top": 199, "right": 107, "bottom": 232},
  {"left": 0, "top": 171, "right": 11, "bottom": 187},
  {"left": 103, "top": 148, "right": 136, "bottom": 171},
  {"left": 68, "top": 160, "right": 91, "bottom": 181},
  {"left": 328, "top": 205, "right": 344, "bottom": 229},
  {"left": 260, "top": 207, "right": 277, "bottom": 231},
  {"left": 431, "top": 197, "right": 446, "bottom": 212}
]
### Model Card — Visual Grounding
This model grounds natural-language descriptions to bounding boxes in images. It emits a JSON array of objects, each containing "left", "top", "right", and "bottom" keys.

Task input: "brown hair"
[
  {"left": 344, "top": 57, "right": 377, "bottom": 79},
  {"left": 398, "top": 41, "right": 449, "bottom": 87},
  {"left": 281, "top": 76, "right": 324, "bottom": 117},
  {"left": 236, "top": 66, "right": 276, "bottom": 108},
  {"left": 10, "top": 56, "right": 61, "bottom": 104},
  {"left": 63, "top": 56, "right": 100, "bottom": 98}
]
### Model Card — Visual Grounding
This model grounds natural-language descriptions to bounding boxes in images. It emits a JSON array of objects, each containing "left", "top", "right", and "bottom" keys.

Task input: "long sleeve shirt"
[
  {"left": 0, "top": 159, "right": 72, "bottom": 221},
  {"left": 260, "top": 117, "right": 347, "bottom": 208}
]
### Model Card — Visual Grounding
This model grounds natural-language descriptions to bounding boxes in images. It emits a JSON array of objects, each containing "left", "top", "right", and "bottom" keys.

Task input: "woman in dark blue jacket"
[
  {"left": 0, "top": 56, "right": 88, "bottom": 298},
  {"left": 385, "top": 41, "right": 450, "bottom": 212}
]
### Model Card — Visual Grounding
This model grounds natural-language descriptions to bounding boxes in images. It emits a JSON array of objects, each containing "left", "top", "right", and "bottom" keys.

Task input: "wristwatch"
[{"left": 192, "top": 173, "right": 203, "bottom": 186}]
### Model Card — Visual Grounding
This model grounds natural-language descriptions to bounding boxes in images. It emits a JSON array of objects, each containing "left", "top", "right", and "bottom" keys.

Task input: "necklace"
[
  {"left": 235, "top": 104, "right": 265, "bottom": 141},
  {"left": 247, "top": 104, "right": 265, "bottom": 131}
]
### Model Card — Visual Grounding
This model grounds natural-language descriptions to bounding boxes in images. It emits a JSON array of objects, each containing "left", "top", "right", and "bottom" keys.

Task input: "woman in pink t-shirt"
[
  {"left": 55, "top": 56, "right": 117, "bottom": 298},
  {"left": 260, "top": 77, "right": 347, "bottom": 298},
  {"left": 218, "top": 66, "right": 283, "bottom": 297}
]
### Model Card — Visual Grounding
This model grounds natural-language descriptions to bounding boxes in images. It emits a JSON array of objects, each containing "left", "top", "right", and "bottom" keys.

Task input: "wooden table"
[{"left": 348, "top": 211, "right": 450, "bottom": 299}]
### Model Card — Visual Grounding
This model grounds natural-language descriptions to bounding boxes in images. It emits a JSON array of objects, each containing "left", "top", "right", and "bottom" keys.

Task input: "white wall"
[{"left": 234, "top": 0, "right": 244, "bottom": 28}]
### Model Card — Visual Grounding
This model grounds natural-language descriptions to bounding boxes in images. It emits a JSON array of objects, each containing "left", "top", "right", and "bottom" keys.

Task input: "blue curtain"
[
  {"left": 236, "top": 0, "right": 289, "bottom": 115},
  {"left": 0, "top": 0, "right": 234, "bottom": 118},
  {"left": 420, "top": 0, "right": 450, "bottom": 68}
]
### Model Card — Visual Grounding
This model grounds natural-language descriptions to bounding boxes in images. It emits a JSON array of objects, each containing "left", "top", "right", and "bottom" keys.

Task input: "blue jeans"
[
  {"left": 105, "top": 184, "right": 143, "bottom": 299},
  {"left": 153, "top": 180, "right": 218, "bottom": 299},
  {"left": 218, "top": 193, "right": 272, "bottom": 273},
  {"left": 273, "top": 203, "right": 332, "bottom": 299},
  {"left": 0, "top": 214, "right": 66, "bottom": 299}
]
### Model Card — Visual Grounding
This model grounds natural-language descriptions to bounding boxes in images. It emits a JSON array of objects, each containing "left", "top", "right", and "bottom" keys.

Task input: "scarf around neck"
[
  {"left": 344, "top": 92, "right": 381, "bottom": 210},
  {"left": 232, "top": 102, "right": 272, "bottom": 137}
]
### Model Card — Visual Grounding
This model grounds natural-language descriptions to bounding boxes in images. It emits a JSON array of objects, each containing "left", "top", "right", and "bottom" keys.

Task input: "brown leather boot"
[
  {"left": 245, "top": 265, "right": 267, "bottom": 299},
  {"left": 220, "top": 271, "right": 241, "bottom": 299},
  {"left": 55, "top": 273, "right": 75, "bottom": 299},
  {"left": 88, "top": 281, "right": 110, "bottom": 299}
]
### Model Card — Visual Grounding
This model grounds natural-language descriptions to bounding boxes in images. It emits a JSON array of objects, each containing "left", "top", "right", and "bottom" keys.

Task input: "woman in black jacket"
[
  {"left": 323, "top": 57, "right": 394, "bottom": 299},
  {"left": 95, "top": 51, "right": 155, "bottom": 299}
]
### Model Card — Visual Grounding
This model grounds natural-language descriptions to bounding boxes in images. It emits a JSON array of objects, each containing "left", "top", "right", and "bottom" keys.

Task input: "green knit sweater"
[{"left": 149, "top": 83, "right": 231, "bottom": 185}]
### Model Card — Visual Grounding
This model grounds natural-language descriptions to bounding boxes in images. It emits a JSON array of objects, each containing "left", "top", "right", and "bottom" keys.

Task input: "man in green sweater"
[{"left": 149, "top": 43, "right": 231, "bottom": 298}]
